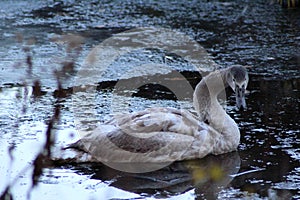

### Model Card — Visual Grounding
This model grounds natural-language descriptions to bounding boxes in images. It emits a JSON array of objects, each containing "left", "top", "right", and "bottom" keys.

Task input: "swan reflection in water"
[
  {"left": 69, "top": 152, "right": 241, "bottom": 199},
  {"left": 70, "top": 152, "right": 240, "bottom": 199}
]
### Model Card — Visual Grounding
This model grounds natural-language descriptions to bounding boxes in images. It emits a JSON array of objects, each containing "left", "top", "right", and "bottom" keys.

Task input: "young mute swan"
[{"left": 67, "top": 66, "right": 249, "bottom": 163}]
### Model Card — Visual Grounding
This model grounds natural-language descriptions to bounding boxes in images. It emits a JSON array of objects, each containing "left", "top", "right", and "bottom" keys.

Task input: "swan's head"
[{"left": 227, "top": 66, "right": 249, "bottom": 110}]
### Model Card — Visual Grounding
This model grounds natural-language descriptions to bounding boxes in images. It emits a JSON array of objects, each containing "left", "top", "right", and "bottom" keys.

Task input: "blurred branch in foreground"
[{"left": 0, "top": 33, "right": 84, "bottom": 200}]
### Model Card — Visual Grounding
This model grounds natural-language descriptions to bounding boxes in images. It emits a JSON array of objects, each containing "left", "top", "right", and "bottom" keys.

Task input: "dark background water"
[{"left": 0, "top": 0, "right": 299, "bottom": 199}]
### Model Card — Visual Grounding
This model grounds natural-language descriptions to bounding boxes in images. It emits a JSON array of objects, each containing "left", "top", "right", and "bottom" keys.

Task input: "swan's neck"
[
  {"left": 193, "top": 68, "right": 240, "bottom": 153},
  {"left": 193, "top": 68, "right": 229, "bottom": 120}
]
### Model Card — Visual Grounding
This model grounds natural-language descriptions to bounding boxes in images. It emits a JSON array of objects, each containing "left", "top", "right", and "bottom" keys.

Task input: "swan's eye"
[{"left": 233, "top": 78, "right": 236, "bottom": 82}]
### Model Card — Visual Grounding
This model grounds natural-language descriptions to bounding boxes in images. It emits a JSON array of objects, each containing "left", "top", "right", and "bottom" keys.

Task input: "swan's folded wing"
[
  {"left": 111, "top": 107, "right": 205, "bottom": 137},
  {"left": 80, "top": 126, "right": 206, "bottom": 162},
  {"left": 61, "top": 107, "right": 223, "bottom": 163}
]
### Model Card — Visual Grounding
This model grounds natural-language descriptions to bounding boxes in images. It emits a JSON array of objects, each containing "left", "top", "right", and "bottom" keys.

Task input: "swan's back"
[{"left": 109, "top": 107, "right": 201, "bottom": 135}]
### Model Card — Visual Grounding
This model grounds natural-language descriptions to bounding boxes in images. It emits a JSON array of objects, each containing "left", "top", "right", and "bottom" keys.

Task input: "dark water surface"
[{"left": 0, "top": 0, "right": 299, "bottom": 199}]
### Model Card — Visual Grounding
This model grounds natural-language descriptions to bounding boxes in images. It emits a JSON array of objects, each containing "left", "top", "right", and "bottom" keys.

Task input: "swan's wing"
[
  {"left": 63, "top": 107, "right": 221, "bottom": 163},
  {"left": 109, "top": 107, "right": 207, "bottom": 137},
  {"left": 79, "top": 126, "right": 213, "bottom": 163}
]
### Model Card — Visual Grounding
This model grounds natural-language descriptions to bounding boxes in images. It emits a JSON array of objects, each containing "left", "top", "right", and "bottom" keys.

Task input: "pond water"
[{"left": 0, "top": 0, "right": 299, "bottom": 200}]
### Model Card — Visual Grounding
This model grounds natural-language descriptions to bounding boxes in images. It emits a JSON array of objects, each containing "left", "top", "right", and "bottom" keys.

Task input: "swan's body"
[{"left": 68, "top": 66, "right": 249, "bottom": 163}]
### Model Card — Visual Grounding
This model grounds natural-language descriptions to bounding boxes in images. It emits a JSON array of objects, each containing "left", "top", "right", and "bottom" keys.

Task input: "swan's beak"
[{"left": 235, "top": 85, "right": 246, "bottom": 110}]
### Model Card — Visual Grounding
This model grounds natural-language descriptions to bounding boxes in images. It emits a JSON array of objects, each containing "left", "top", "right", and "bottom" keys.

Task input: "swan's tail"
[
  {"left": 51, "top": 140, "right": 98, "bottom": 164},
  {"left": 63, "top": 140, "right": 87, "bottom": 152}
]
